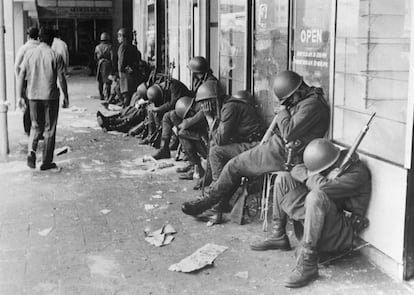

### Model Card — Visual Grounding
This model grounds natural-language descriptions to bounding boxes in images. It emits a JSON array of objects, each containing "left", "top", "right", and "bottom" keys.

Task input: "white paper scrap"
[
  {"left": 168, "top": 243, "right": 228, "bottom": 273},
  {"left": 100, "top": 209, "right": 111, "bottom": 215},
  {"left": 38, "top": 227, "right": 53, "bottom": 236}
]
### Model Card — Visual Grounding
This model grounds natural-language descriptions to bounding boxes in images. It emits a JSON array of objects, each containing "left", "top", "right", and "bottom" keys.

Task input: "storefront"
[{"left": 133, "top": 0, "right": 414, "bottom": 280}]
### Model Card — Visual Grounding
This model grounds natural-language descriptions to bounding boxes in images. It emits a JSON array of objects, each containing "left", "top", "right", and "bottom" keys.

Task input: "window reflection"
[
  {"left": 334, "top": 0, "right": 411, "bottom": 165},
  {"left": 219, "top": 0, "right": 246, "bottom": 95},
  {"left": 253, "top": 0, "right": 289, "bottom": 123}
]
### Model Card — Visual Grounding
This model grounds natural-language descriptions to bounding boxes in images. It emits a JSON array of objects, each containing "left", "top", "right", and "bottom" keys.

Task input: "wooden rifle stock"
[{"left": 337, "top": 112, "right": 376, "bottom": 177}]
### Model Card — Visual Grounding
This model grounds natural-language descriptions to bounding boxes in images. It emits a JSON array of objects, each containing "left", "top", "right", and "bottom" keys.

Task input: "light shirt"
[
  {"left": 51, "top": 37, "right": 69, "bottom": 72},
  {"left": 14, "top": 39, "right": 39, "bottom": 76},
  {"left": 20, "top": 43, "right": 65, "bottom": 101}
]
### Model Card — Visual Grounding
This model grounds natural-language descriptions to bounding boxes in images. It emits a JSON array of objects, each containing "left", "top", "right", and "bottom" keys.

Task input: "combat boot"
[
  {"left": 250, "top": 220, "right": 291, "bottom": 251},
  {"left": 152, "top": 139, "right": 171, "bottom": 160},
  {"left": 181, "top": 191, "right": 221, "bottom": 216},
  {"left": 284, "top": 247, "right": 319, "bottom": 288}
]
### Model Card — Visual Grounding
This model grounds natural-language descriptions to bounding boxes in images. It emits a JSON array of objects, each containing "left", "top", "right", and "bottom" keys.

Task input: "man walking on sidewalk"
[
  {"left": 17, "top": 26, "right": 69, "bottom": 170},
  {"left": 14, "top": 26, "right": 40, "bottom": 135}
]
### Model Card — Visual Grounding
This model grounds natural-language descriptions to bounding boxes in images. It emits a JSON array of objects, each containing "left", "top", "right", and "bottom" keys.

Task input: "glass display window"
[
  {"left": 334, "top": 0, "right": 411, "bottom": 165},
  {"left": 219, "top": 0, "right": 247, "bottom": 95},
  {"left": 253, "top": 0, "right": 289, "bottom": 124}
]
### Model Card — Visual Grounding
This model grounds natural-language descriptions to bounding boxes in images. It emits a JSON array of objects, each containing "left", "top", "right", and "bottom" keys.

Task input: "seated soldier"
[
  {"left": 96, "top": 83, "right": 148, "bottom": 132},
  {"left": 251, "top": 139, "right": 371, "bottom": 288},
  {"left": 141, "top": 78, "right": 192, "bottom": 150},
  {"left": 181, "top": 70, "right": 330, "bottom": 218},
  {"left": 209, "top": 90, "right": 265, "bottom": 186},
  {"left": 177, "top": 80, "right": 221, "bottom": 181},
  {"left": 144, "top": 78, "right": 193, "bottom": 157}
]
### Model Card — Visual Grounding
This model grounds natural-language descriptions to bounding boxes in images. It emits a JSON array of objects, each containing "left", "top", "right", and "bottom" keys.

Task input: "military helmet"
[
  {"left": 233, "top": 90, "right": 254, "bottom": 104},
  {"left": 188, "top": 56, "right": 209, "bottom": 73},
  {"left": 273, "top": 71, "right": 303, "bottom": 101},
  {"left": 100, "top": 32, "right": 110, "bottom": 41},
  {"left": 195, "top": 81, "right": 218, "bottom": 102},
  {"left": 175, "top": 96, "right": 194, "bottom": 119},
  {"left": 303, "top": 138, "right": 341, "bottom": 176},
  {"left": 147, "top": 84, "right": 163, "bottom": 103},
  {"left": 136, "top": 83, "right": 147, "bottom": 99}
]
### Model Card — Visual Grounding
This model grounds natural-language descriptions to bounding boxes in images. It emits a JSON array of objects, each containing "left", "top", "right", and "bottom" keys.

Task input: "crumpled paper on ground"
[
  {"left": 168, "top": 243, "right": 228, "bottom": 272},
  {"left": 145, "top": 223, "right": 177, "bottom": 247}
]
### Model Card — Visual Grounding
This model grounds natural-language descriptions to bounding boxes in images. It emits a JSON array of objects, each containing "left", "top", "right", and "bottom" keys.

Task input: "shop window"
[
  {"left": 334, "top": 0, "right": 411, "bottom": 165},
  {"left": 219, "top": 0, "right": 247, "bottom": 95},
  {"left": 253, "top": 0, "right": 289, "bottom": 124},
  {"left": 292, "top": 0, "right": 332, "bottom": 99}
]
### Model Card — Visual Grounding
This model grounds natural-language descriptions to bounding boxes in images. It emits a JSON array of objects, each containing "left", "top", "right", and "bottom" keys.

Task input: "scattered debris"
[
  {"left": 92, "top": 160, "right": 104, "bottom": 165},
  {"left": 235, "top": 271, "right": 249, "bottom": 279},
  {"left": 144, "top": 204, "right": 156, "bottom": 211},
  {"left": 168, "top": 189, "right": 177, "bottom": 193},
  {"left": 66, "top": 137, "right": 75, "bottom": 141},
  {"left": 168, "top": 243, "right": 228, "bottom": 273},
  {"left": 107, "top": 131, "right": 124, "bottom": 136},
  {"left": 68, "top": 106, "right": 87, "bottom": 113},
  {"left": 38, "top": 227, "right": 53, "bottom": 236},
  {"left": 152, "top": 195, "right": 162, "bottom": 199},
  {"left": 55, "top": 146, "right": 71, "bottom": 156},
  {"left": 156, "top": 190, "right": 163, "bottom": 194},
  {"left": 144, "top": 223, "right": 177, "bottom": 247},
  {"left": 100, "top": 209, "right": 111, "bottom": 215}
]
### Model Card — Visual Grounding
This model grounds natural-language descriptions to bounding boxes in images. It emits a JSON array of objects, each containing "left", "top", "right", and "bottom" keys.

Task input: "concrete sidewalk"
[{"left": 0, "top": 71, "right": 413, "bottom": 295}]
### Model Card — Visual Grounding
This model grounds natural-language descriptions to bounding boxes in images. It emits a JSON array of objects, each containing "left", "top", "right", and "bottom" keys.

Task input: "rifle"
[
  {"left": 230, "top": 114, "right": 279, "bottom": 225},
  {"left": 336, "top": 112, "right": 376, "bottom": 177}
]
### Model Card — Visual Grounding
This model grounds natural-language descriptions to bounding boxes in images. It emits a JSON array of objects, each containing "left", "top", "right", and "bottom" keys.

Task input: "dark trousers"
[
  {"left": 23, "top": 96, "right": 31, "bottom": 135},
  {"left": 121, "top": 91, "right": 133, "bottom": 107},
  {"left": 274, "top": 172, "right": 354, "bottom": 253},
  {"left": 28, "top": 99, "right": 59, "bottom": 165},
  {"left": 98, "top": 79, "right": 112, "bottom": 100},
  {"left": 209, "top": 141, "right": 258, "bottom": 182},
  {"left": 161, "top": 110, "right": 182, "bottom": 141},
  {"left": 178, "top": 121, "right": 208, "bottom": 165},
  {"left": 210, "top": 134, "right": 287, "bottom": 206}
]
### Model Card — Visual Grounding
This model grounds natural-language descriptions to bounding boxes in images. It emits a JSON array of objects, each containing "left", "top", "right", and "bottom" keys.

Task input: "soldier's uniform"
[
  {"left": 182, "top": 71, "right": 330, "bottom": 216},
  {"left": 95, "top": 33, "right": 114, "bottom": 100},
  {"left": 209, "top": 91, "right": 265, "bottom": 182}
]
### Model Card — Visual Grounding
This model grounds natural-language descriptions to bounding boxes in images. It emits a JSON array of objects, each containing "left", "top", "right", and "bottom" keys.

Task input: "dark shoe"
[
  {"left": 27, "top": 151, "right": 36, "bottom": 169},
  {"left": 178, "top": 169, "right": 194, "bottom": 180},
  {"left": 181, "top": 193, "right": 220, "bottom": 216},
  {"left": 284, "top": 248, "right": 319, "bottom": 288},
  {"left": 96, "top": 112, "right": 104, "bottom": 127},
  {"left": 40, "top": 162, "right": 58, "bottom": 171},
  {"left": 250, "top": 234, "right": 291, "bottom": 251},
  {"left": 176, "top": 164, "right": 193, "bottom": 173},
  {"left": 152, "top": 148, "right": 171, "bottom": 160}
]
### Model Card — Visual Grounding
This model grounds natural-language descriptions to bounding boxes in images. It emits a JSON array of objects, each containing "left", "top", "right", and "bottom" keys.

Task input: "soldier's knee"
[{"left": 305, "top": 189, "right": 330, "bottom": 211}]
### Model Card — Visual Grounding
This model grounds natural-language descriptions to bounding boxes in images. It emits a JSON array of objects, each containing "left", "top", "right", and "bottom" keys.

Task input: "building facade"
[{"left": 133, "top": 0, "right": 414, "bottom": 281}]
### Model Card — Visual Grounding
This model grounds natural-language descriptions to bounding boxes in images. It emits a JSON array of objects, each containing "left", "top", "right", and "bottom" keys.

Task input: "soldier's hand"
[
  {"left": 274, "top": 104, "right": 286, "bottom": 114},
  {"left": 327, "top": 168, "right": 340, "bottom": 180}
]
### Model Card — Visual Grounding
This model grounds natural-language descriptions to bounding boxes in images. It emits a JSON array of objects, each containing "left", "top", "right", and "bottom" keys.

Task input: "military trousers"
[{"left": 274, "top": 172, "right": 354, "bottom": 253}]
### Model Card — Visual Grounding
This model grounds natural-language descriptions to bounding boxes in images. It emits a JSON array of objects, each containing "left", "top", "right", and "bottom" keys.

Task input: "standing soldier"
[
  {"left": 95, "top": 32, "right": 114, "bottom": 101},
  {"left": 117, "top": 28, "right": 142, "bottom": 107},
  {"left": 181, "top": 70, "right": 330, "bottom": 217},
  {"left": 18, "top": 27, "right": 69, "bottom": 170},
  {"left": 14, "top": 26, "right": 39, "bottom": 135}
]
